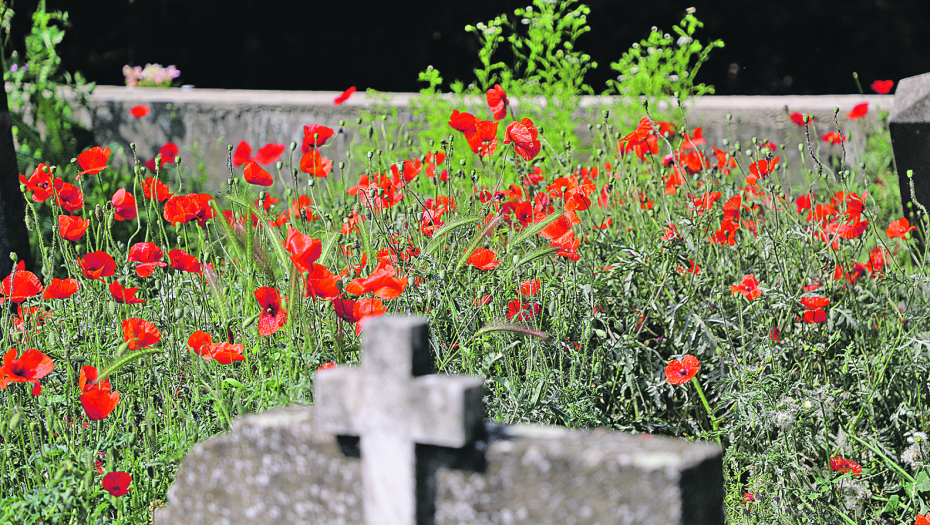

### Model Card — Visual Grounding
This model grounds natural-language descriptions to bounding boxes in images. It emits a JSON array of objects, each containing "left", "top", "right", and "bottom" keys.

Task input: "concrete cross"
[{"left": 315, "top": 316, "right": 485, "bottom": 525}]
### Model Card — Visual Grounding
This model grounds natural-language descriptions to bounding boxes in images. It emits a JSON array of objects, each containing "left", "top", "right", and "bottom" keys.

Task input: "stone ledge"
[{"left": 76, "top": 87, "right": 894, "bottom": 191}]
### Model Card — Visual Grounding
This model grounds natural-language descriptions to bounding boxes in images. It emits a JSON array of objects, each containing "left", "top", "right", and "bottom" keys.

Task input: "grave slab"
[
  {"left": 154, "top": 406, "right": 723, "bottom": 525},
  {"left": 890, "top": 72, "right": 930, "bottom": 228},
  {"left": 155, "top": 316, "right": 723, "bottom": 525}
]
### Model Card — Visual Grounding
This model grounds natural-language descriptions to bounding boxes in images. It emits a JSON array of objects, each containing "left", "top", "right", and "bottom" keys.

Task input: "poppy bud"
[
  {"left": 82, "top": 468, "right": 94, "bottom": 492},
  {"left": 290, "top": 141, "right": 297, "bottom": 151},
  {"left": 459, "top": 159, "right": 466, "bottom": 167},
  {"left": 175, "top": 156, "right": 181, "bottom": 165},
  {"left": 19, "top": 183, "right": 26, "bottom": 193},
  {"left": 116, "top": 341, "right": 130, "bottom": 355},
  {"left": 8, "top": 411, "right": 21, "bottom": 434},
  {"left": 242, "top": 313, "right": 259, "bottom": 329},
  {"left": 70, "top": 157, "right": 77, "bottom": 164},
  {"left": 24, "top": 214, "right": 33, "bottom": 231},
  {"left": 173, "top": 307, "right": 183, "bottom": 319},
  {"left": 307, "top": 179, "right": 315, "bottom": 187},
  {"left": 338, "top": 161, "right": 345, "bottom": 170}
]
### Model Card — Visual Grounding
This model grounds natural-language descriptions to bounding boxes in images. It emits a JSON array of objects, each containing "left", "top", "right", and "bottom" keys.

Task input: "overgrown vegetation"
[{"left": 0, "top": 2, "right": 924, "bottom": 524}]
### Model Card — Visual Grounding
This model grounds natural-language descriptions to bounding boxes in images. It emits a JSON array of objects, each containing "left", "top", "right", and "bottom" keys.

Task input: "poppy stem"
[{"left": 690, "top": 376, "right": 718, "bottom": 433}]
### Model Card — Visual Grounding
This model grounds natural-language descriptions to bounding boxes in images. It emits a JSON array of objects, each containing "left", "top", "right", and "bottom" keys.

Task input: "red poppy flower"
[
  {"left": 109, "top": 281, "right": 145, "bottom": 304},
  {"left": 887, "top": 217, "right": 916, "bottom": 239},
  {"left": 81, "top": 388, "right": 120, "bottom": 421},
  {"left": 79, "top": 251, "right": 117, "bottom": 281},
  {"left": 145, "top": 143, "right": 179, "bottom": 172},
  {"left": 58, "top": 215, "right": 89, "bottom": 241},
  {"left": 486, "top": 84, "right": 509, "bottom": 120},
  {"left": 112, "top": 189, "right": 137, "bottom": 221},
  {"left": 233, "top": 141, "right": 285, "bottom": 166},
  {"left": 301, "top": 124, "right": 335, "bottom": 151},
  {"left": 299, "top": 150, "right": 333, "bottom": 177},
  {"left": 0, "top": 348, "right": 53, "bottom": 395},
  {"left": 466, "top": 248, "right": 500, "bottom": 271},
  {"left": 168, "top": 249, "right": 202, "bottom": 274},
  {"left": 504, "top": 118, "right": 541, "bottom": 161},
  {"left": 243, "top": 160, "right": 274, "bottom": 187},
  {"left": 1, "top": 265, "right": 43, "bottom": 303},
  {"left": 130, "top": 105, "right": 150, "bottom": 118},
  {"left": 332, "top": 297, "right": 359, "bottom": 322},
  {"left": 821, "top": 131, "right": 846, "bottom": 144},
  {"left": 304, "top": 264, "right": 341, "bottom": 300},
  {"left": 79, "top": 365, "right": 110, "bottom": 393},
  {"left": 163, "top": 193, "right": 215, "bottom": 226},
  {"left": 448, "top": 110, "right": 477, "bottom": 133},
  {"left": 789, "top": 112, "right": 814, "bottom": 126},
  {"left": 141, "top": 177, "right": 173, "bottom": 202},
  {"left": 800, "top": 296, "right": 829, "bottom": 323},
  {"left": 731, "top": 274, "right": 761, "bottom": 300},
  {"left": 830, "top": 456, "right": 862, "bottom": 475},
  {"left": 746, "top": 157, "right": 779, "bottom": 185},
  {"left": 345, "top": 260, "right": 407, "bottom": 299},
  {"left": 127, "top": 242, "right": 166, "bottom": 278},
  {"left": 664, "top": 355, "right": 700, "bottom": 385},
  {"left": 519, "top": 279, "right": 540, "bottom": 296},
  {"left": 255, "top": 287, "right": 288, "bottom": 337},
  {"left": 284, "top": 226, "right": 322, "bottom": 272},
  {"left": 801, "top": 296, "right": 830, "bottom": 310},
  {"left": 43, "top": 278, "right": 78, "bottom": 300},
  {"left": 334, "top": 86, "right": 356, "bottom": 105},
  {"left": 506, "top": 298, "right": 541, "bottom": 321},
  {"left": 122, "top": 318, "right": 161, "bottom": 350},
  {"left": 209, "top": 342, "right": 246, "bottom": 364},
  {"left": 76, "top": 146, "right": 111, "bottom": 178},
  {"left": 847, "top": 103, "right": 868, "bottom": 120},
  {"left": 318, "top": 362, "right": 337, "bottom": 371},
  {"left": 19, "top": 164, "right": 54, "bottom": 203},
  {"left": 55, "top": 178, "right": 84, "bottom": 212},
  {"left": 187, "top": 330, "right": 214, "bottom": 356},
  {"left": 916, "top": 513, "right": 930, "bottom": 525},
  {"left": 101, "top": 471, "right": 132, "bottom": 497},
  {"left": 871, "top": 80, "right": 894, "bottom": 94},
  {"left": 353, "top": 297, "right": 386, "bottom": 332}
]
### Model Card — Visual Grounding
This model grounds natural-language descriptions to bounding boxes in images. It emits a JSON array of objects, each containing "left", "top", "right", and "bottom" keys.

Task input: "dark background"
[{"left": 12, "top": 0, "right": 930, "bottom": 95}]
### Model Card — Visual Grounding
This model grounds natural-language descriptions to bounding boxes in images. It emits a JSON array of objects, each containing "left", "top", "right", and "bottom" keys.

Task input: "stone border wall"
[{"left": 75, "top": 86, "right": 894, "bottom": 192}]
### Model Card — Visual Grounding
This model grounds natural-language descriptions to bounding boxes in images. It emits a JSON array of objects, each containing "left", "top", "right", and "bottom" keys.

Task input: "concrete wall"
[{"left": 75, "top": 86, "right": 894, "bottom": 192}]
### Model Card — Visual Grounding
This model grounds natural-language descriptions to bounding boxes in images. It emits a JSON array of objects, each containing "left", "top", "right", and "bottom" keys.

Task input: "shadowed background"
[{"left": 10, "top": 0, "right": 930, "bottom": 94}]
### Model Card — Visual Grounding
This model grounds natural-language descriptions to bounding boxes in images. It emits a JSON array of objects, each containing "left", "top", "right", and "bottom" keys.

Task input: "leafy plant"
[{"left": 1, "top": 0, "right": 94, "bottom": 172}]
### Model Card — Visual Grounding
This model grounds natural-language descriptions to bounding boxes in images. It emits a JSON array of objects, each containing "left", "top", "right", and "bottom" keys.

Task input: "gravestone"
[
  {"left": 155, "top": 316, "right": 723, "bottom": 525},
  {"left": 890, "top": 72, "right": 930, "bottom": 231}
]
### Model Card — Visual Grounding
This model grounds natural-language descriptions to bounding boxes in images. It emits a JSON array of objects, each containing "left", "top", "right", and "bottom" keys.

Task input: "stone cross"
[
  {"left": 154, "top": 315, "right": 724, "bottom": 525},
  {"left": 315, "top": 316, "right": 485, "bottom": 525},
  {"left": 890, "top": 72, "right": 930, "bottom": 238}
]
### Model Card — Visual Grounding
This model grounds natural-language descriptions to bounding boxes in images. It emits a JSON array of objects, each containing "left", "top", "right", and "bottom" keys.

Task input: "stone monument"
[
  {"left": 890, "top": 72, "right": 930, "bottom": 234},
  {"left": 155, "top": 316, "right": 724, "bottom": 525}
]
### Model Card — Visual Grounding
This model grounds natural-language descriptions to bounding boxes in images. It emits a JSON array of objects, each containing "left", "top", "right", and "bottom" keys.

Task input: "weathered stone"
[
  {"left": 70, "top": 87, "right": 891, "bottom": 192},
  {"left": 155, "top": 406, "right": 723, "bottom": 525},
  {"left": 316, "top": 316, "right": 485, "bottom": 524},
  {"left": 890, "top": 72, "right": 930, "bottom": 229}
]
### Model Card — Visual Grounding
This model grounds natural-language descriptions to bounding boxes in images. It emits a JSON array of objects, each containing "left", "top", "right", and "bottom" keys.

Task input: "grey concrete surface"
[{"left": 73, "top": 87, "right": 893, "bottom": 193}]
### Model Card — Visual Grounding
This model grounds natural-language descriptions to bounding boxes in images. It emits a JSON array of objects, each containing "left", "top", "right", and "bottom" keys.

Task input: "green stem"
[{"left": 690, "top": 376, "right": 719, "bottom": 433}]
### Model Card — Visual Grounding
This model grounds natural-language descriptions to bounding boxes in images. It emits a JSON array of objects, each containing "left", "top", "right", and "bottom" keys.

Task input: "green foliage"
[
  {"left": 1, "top": 0, "right": 94, "bottom": 172},
  {"left": 605, "top": 9, "right": 724, "bottom": 108}
]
